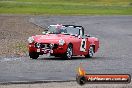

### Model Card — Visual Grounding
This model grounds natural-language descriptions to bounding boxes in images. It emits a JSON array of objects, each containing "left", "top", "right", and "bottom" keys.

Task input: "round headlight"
[
  {"left": 58, "top": 39, "right": 65, "bottom": 45},
  {"left": 36, "top": 43, "right": 41, "bottom": 48},
  {"left": 28, "top": 37, "right": 34, "bottom": 43},
  {"left": 50, "top": 43, "right": 54, "bottom": 48}
]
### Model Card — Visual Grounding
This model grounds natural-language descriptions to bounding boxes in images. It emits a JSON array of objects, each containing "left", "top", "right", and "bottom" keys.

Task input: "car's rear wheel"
[
  {"left": 63, "top": 44, "right": 73, "bottom": 59},
  {"left": 29, "top": 52, "right": 39, "bottom": 59},
  {"left": 85, "top": 46, "right": 94, "bottom": 58}
]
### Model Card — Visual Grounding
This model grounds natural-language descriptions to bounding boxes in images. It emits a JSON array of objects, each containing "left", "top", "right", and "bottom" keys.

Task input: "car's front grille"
[
  {"left": 35, "top": 43, "right": 50, "bottom": 49},
  {"left": 35, "top": 43, "right": 58, "bottom": 49},
  {"left": 40, "top": 43, "right": 50, "bottom": 49},
  {"left": 53, "top": 44, "right": 58, "bottom": 49}
]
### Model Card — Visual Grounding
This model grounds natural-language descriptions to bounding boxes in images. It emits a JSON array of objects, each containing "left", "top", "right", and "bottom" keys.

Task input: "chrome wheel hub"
[
  {"left": 89, "top": 47, "right": 94, "bottom": 57},
  {"left": 67, "top": 47, "right": 72, "bottom": 59}
]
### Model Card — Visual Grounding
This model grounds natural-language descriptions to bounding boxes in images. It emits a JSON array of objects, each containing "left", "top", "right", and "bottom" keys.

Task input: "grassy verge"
[{"left": 0, "top": 0, "right": 132, "bottom": 15}]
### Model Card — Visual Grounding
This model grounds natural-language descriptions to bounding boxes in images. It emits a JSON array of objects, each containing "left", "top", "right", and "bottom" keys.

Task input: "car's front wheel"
[
  {"left": 85, "top": 46, "right": 94, "bottom": 58},
  {"left": 29, "top": 52, "right": 39, "bottom": 59},
  {"left": 63, "top": 44, "right": 73, "bottom": 59}
]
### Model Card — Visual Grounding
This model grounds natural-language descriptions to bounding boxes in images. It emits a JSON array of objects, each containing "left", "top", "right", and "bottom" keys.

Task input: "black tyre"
[
  {"left": 85, "top": 46, "right": 94, "bottom": 58},
  {"left": 63, "top": 44, "right": 73, "bottom": 59},
  {"left": 29, "top": 52, "right": 39, "bottom": 59}
]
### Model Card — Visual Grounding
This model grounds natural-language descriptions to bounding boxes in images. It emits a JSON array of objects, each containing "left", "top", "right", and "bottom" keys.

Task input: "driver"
[{"left": 56, "top": 24, "right": 67, "bottom": 34}]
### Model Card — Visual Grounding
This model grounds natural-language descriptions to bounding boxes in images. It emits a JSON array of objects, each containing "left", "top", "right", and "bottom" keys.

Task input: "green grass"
[{"left": 0, "top": 0, "right": 132, "bottom": 15}]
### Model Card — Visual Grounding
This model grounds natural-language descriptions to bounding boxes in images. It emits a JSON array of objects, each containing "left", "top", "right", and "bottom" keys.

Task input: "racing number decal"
[{"left": 80, "top": 39, "right": 86, "bottom": 52}]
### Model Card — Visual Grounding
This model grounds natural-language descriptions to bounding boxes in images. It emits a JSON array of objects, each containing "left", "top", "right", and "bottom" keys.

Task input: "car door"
[
  {"left": 70, "top": 27, "right": 87, "bottom": 55},
  {"left": 80, "top": 38, "right": 87, "bottom": 52},
  {"left": 79, "top": 29, "right": 90, "bottom": 55}
]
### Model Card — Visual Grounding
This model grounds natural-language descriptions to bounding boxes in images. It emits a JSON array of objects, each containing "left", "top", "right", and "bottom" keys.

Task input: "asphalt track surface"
[{"left": 0, "top": 16, "right": 132, "bottom": 83}]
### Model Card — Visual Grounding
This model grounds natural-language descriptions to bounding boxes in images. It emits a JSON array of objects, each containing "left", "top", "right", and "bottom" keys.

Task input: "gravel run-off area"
[{"left": 0, "top": 15, "right": 42, "bottom": 57}]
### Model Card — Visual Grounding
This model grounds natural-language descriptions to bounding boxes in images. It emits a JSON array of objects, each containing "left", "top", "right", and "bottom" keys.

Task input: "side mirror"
[
  {"left": 42, "top": 31, "right": 50, "bottom": 34},
  {"left": 42, "top": 31, "right": 46, "bottom": 34},
  {"left": 78, "top": 35, "right": 81, "bottom": 39},
  {"left": 75, "top": 34, "right": 79, "bottom": 37},
  {"left": 85, "top": 34, "right": 90, "bottom": 37}
]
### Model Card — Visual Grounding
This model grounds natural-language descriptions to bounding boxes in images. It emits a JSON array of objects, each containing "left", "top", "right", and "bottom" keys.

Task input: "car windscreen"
[
  {"left": 48, "top": 26, "right": 67, "bottom": 34},
  {"left": 66, "top": 27, "right": 80, "bottom": 35},
  {"left": 48, "top": 26, "right": 80, "bottom": 35}
]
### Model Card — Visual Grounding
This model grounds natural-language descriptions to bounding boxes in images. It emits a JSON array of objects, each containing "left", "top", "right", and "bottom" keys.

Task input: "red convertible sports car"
[{"left": 28, "top": 24, "right": 99, "bottom": 59}]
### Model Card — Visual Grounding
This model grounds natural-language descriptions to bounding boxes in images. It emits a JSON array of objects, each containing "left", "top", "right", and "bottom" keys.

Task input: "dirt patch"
[{"left": 0, "top": 15, "right": 43, "bottom": 57}]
